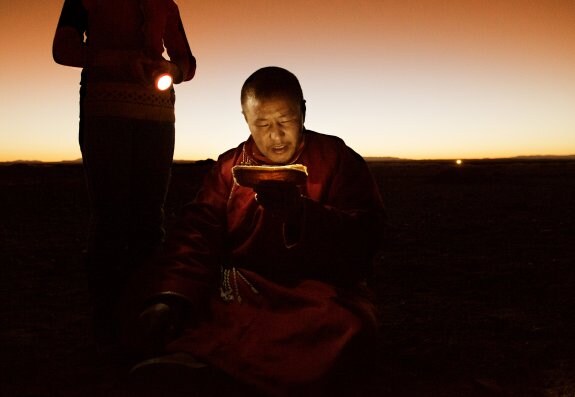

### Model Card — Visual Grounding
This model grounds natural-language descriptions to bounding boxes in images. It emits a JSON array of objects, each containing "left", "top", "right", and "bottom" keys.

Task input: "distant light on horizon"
[{"left": 456, "top": 159, "right": 463, "bottom": 165}]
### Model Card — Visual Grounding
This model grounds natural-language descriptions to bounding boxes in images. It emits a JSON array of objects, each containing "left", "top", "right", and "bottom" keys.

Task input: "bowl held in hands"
[{"left": 232, "top": 164, "right": 308, "bottom": 188}]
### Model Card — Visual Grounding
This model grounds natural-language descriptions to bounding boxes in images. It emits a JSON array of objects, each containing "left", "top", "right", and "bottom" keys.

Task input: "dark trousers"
[{"left": 80, "top": 116, "right": 175, "bottom": 341}]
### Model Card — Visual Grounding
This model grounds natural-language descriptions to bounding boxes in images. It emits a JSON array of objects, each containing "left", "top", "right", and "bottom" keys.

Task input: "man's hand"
[
  {"left": 254, "top": 181, "right": 303, "bottom": 220},
  {"left": 125, "top": 302, "right": 181, "bottom": 357}
]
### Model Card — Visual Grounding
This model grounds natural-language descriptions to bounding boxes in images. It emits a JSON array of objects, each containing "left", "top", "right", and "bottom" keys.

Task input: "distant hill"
[
  {"left": 0, "top": 160, "right": 46, "bottom": 165},
  {"left": 365, "top": 154, "right": 575, "bottom": 162},
  {"left": 173, "top": 159, "right": 216, "bottom": 165},
  {"left": 0, "top": 159, "right": 82, "bottom": 165},
  {"left": 363, "top": 157, "right": 408, "bottom": 162},
  {"left": 508, "top": 154, "right": 575, "bottom": 160}
]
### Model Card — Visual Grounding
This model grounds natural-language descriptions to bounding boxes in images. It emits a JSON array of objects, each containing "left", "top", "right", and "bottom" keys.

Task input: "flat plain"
[{"left": 1, "top": 159, "right": 574, "bottom": 396}]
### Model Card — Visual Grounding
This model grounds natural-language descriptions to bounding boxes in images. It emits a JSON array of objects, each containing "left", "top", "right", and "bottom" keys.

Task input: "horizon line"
[{"left": 1, "top": 154, "right": 575, "bottom": 165}]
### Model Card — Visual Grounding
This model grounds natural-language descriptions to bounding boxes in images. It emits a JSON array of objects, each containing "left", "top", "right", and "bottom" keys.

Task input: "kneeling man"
[{"left": 124, "top": 66, "right": 385, "bottom": 396}]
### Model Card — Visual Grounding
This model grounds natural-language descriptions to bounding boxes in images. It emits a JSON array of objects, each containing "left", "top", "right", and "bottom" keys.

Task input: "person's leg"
[
  {"left": 128, "top": 120, "right": 175, "bottom": 268},
  {"left": 82, "top": 116, "right": 133, "bottom": 342},
  {"left": 78, "top": 80, "right": 86, "bottom": 151}
]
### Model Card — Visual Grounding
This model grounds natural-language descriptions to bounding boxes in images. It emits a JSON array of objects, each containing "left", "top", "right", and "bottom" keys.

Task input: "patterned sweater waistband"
[{"left": 83, "top": 82, "right": 175, "bottom": 122}]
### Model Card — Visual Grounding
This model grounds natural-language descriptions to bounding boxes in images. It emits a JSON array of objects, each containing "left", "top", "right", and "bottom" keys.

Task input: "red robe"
[{"left": 139, "top": 130, "right": 385, "bottom": 395}]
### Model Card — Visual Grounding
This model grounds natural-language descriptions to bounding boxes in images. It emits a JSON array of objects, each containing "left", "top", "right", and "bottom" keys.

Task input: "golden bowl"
[{"left": 232, "top": 164, "right": 308, "bottom": 188}]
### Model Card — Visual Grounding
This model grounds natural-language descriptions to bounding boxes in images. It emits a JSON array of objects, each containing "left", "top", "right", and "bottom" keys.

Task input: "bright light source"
[
  {"left": 155, "top": 74, "right": 173, "bottom": 91},
  {"left": 456, "top": 159, "right": 463, "bottom": 165}
]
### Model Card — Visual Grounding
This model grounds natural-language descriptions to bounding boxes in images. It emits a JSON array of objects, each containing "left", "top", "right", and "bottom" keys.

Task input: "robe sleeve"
[{"left": 295, "top": 145, "right": 385, "bottom": 286}]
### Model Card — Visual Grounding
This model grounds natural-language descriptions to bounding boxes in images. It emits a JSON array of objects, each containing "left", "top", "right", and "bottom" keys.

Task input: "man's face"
[{"left": 243, "top": 94, "right": 304, "bottom": 164}]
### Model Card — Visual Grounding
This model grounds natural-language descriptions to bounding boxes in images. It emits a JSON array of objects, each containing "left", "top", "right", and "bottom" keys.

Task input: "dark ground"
[{"left": 0, "top": 159, "right": 574, "bottom": 396}]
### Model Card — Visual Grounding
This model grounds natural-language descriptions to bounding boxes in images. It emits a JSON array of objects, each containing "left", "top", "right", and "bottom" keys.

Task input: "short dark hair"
[{"left": 241, "top": 66, "right": 305, "bottom": 110}]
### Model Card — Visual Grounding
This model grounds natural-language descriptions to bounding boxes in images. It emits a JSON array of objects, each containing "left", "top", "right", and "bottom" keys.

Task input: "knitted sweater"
[{"left": 54, "top": 0, "right": 196, "bottom": 122}]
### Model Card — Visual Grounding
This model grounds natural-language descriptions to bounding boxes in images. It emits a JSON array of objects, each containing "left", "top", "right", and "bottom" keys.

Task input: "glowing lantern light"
[{"left": 155, "top": 73, "right": 173, "bottom": 91}]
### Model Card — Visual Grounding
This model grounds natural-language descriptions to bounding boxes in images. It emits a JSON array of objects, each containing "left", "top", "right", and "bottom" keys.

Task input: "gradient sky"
[{"left": 1, "top": 0, "right": 574, "bottom": 161}]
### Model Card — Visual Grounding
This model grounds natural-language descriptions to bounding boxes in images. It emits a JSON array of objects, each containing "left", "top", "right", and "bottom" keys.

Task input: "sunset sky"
[{"left": 1, "top": 0, "right": 574, "bottom": 162}]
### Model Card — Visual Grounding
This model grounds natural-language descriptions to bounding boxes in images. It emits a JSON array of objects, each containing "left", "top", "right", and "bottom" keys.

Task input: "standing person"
[
  {"left": 52, "top": 0, "right": 196, "bottom": 343},
  {"left": 123, "top": 66, "right": 385, "bottom": 396}
]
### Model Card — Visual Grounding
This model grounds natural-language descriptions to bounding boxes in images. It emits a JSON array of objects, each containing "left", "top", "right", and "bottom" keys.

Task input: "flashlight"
[{"left": 155, "top": 73, "right": 173, "bottom": 91}]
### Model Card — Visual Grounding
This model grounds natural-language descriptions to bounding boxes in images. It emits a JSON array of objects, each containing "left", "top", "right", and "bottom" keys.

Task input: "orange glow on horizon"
[{"left": 1, "top": 0, "right": 574, "bottom": 162}]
